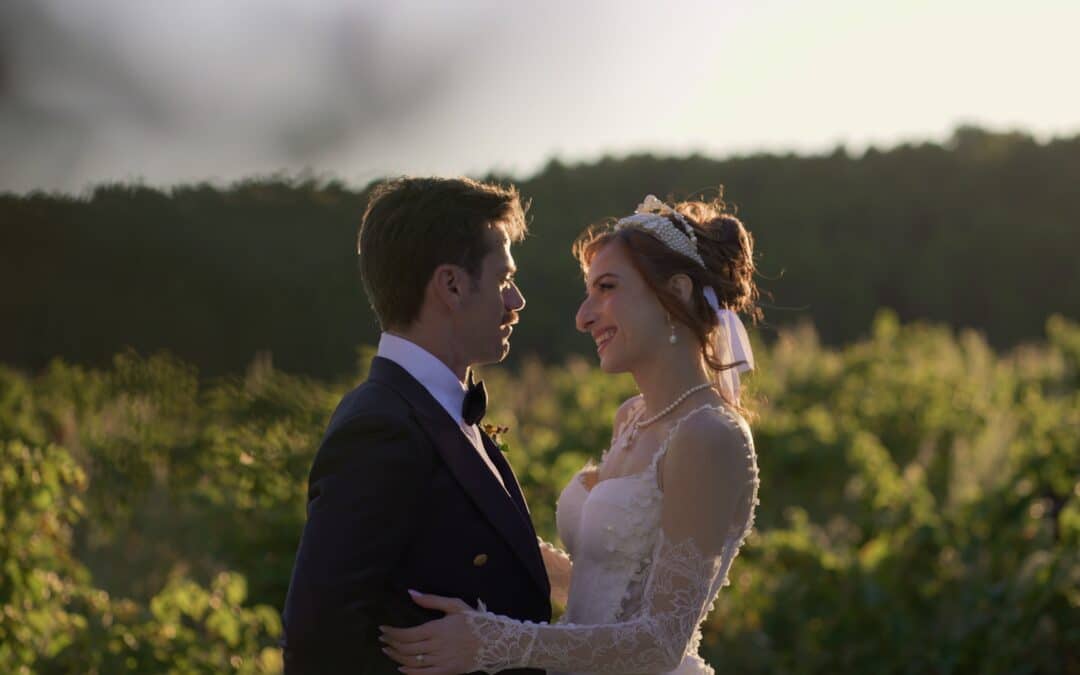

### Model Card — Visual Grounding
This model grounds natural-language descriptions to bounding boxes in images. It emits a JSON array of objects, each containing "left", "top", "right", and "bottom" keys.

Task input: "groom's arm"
[{"left": 282, "top": 411, "right": 434, "bottom": 672}]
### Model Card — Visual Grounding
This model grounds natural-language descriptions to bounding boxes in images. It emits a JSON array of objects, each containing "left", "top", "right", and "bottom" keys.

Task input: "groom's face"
[{"left": 458, "top": 226, "right": 524, "bottom": 366}]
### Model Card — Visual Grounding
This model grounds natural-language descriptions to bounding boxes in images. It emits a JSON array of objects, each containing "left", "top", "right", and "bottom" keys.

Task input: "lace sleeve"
[
  {"left": 537, "top": 537, "right": 572, "bottom": 607},
  {"left": 465, "top": 407, "right": 758, "bottom": 673}
]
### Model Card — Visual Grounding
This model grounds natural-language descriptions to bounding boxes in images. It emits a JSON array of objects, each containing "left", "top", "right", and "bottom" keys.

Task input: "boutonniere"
[{"left": 481, "top": 423, "right": 510, "bottom": 450}]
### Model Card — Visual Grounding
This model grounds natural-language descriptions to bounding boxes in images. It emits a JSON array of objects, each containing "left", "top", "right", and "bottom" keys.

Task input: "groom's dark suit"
[{"left": 281, "top": 356, "right": 552, "bottom": 674}]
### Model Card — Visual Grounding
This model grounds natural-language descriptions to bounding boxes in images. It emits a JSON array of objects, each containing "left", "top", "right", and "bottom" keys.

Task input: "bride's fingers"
[
  {"left": 397, "top": 667, "right": 450, "bottom": 675},
  {"left": 380, "top": 644, "right": 408, "bottom": 665},
  {"left": 385, "top": 648, "right": 459, "bottom": 675},
  {"left": 407, "top": 590, "right": 471, "bottom": 614},
  {"left": 379, "top": 635, "right": 437, "bottom": 656},
  {"left": 381, "top": 644, "right": 439, "bottom": 668},
  {"left": 379, "top": 621, "right": 434, "bottom": 644}
]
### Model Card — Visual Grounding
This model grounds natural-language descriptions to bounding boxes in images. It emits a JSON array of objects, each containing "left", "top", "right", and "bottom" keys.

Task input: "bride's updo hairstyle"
[{"left": 573, "top": 191, "right": 761, "bottom": 404}]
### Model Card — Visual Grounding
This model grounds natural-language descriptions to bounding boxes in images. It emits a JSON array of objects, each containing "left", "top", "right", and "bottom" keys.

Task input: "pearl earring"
[{"left": 668, "top": 314, "right": 677, "bottom": 344}]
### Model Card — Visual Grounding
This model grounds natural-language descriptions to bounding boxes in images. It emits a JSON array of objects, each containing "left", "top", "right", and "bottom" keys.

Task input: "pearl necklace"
[{"left": 623, "top": 382, "right": 714, "bottom": 450}]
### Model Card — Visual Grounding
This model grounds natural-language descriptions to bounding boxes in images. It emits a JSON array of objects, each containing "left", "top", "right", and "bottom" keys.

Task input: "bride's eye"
[{"left": 583, "top": 280, "right": 615, "bottom": 299}]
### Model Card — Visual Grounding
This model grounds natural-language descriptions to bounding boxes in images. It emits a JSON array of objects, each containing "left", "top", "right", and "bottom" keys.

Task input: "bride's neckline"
[{"left": 578, "top": 401, "right": 732, "bottom": 495}]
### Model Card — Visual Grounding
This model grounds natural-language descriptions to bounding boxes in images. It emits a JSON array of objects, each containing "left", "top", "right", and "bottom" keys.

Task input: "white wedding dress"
[{"left": 464, "top": 396, "right": 760, "bottom": 674}]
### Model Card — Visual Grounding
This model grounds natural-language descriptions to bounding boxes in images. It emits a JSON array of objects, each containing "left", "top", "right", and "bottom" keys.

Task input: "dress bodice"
[
  {"left": 548, "top": 398, "right": 757, "bottom": 674},
  {"left": 556, "top": 455, "right": 664, "bottom": 626},
  {"left": 467, "top": 398, "right": 760, "bottom": 675}
]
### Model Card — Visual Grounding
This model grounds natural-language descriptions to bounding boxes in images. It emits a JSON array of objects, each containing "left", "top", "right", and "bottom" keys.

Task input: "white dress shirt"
[{"left": 376, "top": 333, "right": 507, "bottom": 490}]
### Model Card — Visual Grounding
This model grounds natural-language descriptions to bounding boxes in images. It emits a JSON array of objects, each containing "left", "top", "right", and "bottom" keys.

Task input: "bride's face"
[{"left": 576, "top": 240, "right": 669, "bottom": 373}]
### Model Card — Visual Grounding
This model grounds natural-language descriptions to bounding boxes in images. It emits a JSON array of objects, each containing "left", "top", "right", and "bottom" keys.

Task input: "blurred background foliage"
[
  {"left": 2, "top": 126, "right": 1079, "bottom": 378},
  {"left": 1, "top": 312, "right": 1077, "bottom": 673}
]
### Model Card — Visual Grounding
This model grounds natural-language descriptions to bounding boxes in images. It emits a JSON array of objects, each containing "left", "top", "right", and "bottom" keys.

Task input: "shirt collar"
[{"left": 376, "top": 332, "right": 468, "bottom": 425}]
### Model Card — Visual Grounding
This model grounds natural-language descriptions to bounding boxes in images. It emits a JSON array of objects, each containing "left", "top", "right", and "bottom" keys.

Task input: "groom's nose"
[{"left": 504, "top": 281, "right": 525, "bottom": 312}]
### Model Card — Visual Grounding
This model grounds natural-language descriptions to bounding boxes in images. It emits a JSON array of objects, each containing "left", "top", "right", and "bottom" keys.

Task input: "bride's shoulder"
[{"left": 665, "top": 404, "right": 755, "bottom": 470}]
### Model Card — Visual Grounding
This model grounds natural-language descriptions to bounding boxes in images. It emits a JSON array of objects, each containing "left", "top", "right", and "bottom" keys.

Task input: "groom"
[{"left": 281, "top": 177, "right": 551, "bottom": 673}]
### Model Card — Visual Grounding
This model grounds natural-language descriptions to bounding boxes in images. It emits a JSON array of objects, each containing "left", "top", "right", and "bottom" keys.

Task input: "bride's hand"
[{"left": 379, "top": 590, "right": 479, "bottom": 674}]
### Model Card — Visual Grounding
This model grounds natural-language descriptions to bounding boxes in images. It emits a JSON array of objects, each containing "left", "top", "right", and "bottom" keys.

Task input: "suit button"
[{"left": 473, "top": 553, "right": 488, "bottom": 567}]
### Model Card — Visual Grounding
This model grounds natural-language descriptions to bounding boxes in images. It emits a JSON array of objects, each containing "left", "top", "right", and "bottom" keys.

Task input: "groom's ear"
[{"left": 431, "top": 264, "right": 467, "bottom": 309}]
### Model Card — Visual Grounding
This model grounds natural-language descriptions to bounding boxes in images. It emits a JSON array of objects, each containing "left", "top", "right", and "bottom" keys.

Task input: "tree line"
[{"left": 3, "top": 126, "right": 1078, "bottom": 378}]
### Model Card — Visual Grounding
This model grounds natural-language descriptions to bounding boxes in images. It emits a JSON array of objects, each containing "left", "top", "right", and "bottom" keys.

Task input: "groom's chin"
[{"left": 475, "top": 341, "right": 511, "bottom": 366}]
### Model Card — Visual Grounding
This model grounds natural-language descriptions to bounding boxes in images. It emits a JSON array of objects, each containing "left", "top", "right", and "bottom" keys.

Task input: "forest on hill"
[{"left": 2, "top": 126, "right": 1078, "bottom": 379}]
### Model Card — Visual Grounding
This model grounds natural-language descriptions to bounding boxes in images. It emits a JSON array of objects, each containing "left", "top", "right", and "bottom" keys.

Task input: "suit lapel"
[
  {"left": 368, "top": 357, "right": 549, "bottom": 596},
  {"left": 478, "top": 434, "right": 550, "bottom": 593},
  {"left": 481, "top": 433, "right": 531, "bottom": 519}
]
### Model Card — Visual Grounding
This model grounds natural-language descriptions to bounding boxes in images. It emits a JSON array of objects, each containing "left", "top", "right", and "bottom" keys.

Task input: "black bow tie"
[
  {"left": 462, "top": 370, "right": 487, "bottom": 426},
  {"left": 462, "top": 371, "right": 488, "bottom": 423}
]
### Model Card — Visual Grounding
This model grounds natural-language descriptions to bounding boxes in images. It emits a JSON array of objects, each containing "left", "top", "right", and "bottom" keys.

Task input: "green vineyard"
[{"left": 2, "top": 311, "right": 1076, "bottom": 673}]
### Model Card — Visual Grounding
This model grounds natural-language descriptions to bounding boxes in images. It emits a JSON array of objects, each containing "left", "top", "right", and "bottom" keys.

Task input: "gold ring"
[{"left": 416, "top": 654, "right": 426, "bottom": 664}]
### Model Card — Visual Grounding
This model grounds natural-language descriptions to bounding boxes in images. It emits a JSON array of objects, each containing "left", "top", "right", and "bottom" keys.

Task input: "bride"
[{"left": 380, "top": 194, "right": 762, "bottom": 675}]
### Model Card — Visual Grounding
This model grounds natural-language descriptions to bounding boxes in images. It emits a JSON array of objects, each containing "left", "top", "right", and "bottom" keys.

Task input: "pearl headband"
[
  {"left": 615, "top": 195, "right": 705, "bottom": 267},
  {"left": 616, "top": 195, "right": 755, "bottom": 401}
]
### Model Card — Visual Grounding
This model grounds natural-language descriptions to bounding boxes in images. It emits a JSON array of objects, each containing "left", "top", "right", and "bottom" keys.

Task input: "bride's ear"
[{"left": 666, "top": 273, "right": 694, "bottom": 306}]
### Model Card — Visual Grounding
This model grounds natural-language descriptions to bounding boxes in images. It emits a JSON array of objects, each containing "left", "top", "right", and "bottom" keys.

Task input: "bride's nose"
[{"left": 576, "top": 296, "right": 595, "bottom": 333}]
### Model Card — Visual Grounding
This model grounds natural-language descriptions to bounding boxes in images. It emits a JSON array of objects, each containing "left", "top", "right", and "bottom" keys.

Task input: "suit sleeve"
[{"left": 282, "top": 412, "right": 434, "bottom": 667}]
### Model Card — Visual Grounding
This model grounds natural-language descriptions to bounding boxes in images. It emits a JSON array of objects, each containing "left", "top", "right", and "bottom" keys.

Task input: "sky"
[{"left": 1, "top": 0, "right": 1077, "bottom": 194}]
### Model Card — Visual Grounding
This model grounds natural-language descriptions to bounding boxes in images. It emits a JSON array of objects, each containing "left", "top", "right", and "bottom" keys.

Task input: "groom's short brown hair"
[{"left": 358, "top": 177, "right": 528, "bottom": 330}]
